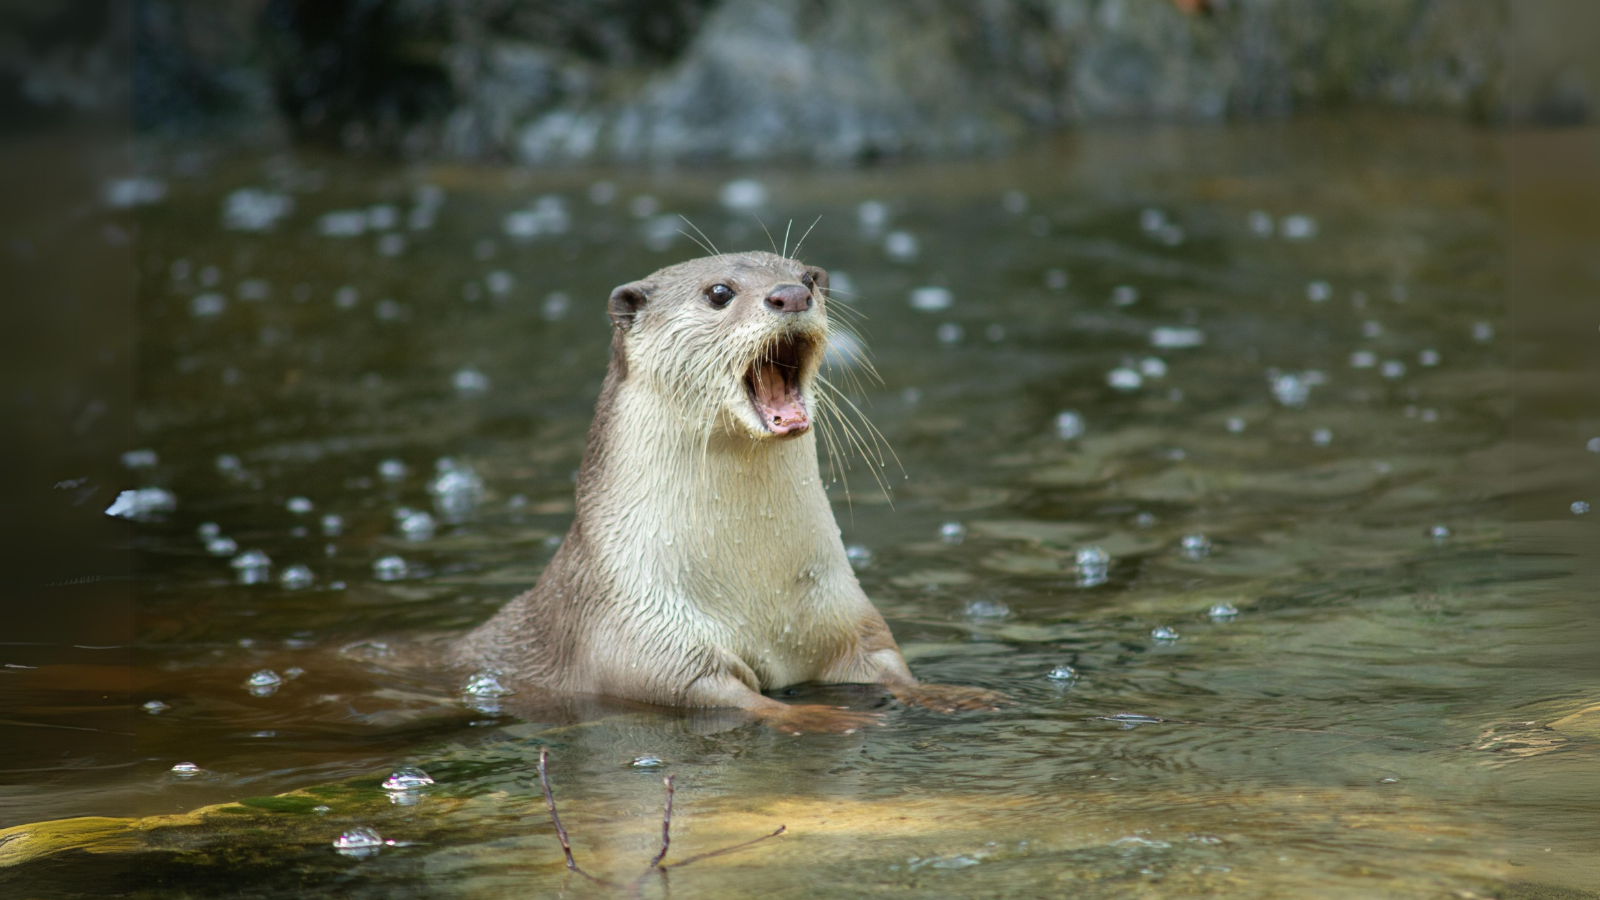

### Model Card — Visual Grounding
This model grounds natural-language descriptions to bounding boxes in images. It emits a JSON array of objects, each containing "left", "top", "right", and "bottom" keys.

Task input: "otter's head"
[{"left": 607, "top": 251, "right": 830, "bottom": 442}]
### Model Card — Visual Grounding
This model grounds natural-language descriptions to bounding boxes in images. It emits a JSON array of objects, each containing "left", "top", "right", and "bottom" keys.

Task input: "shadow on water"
[{"left": 3, "top": 115, "right": 1599, "bottom": 898}]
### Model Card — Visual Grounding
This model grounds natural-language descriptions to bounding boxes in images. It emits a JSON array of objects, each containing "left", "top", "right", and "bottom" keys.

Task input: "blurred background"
[{"left": 3, "top": 3, "right": 1600, "bottom": 898}]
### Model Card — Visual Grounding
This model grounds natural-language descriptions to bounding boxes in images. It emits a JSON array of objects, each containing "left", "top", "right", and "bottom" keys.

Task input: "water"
[{"left": 3, "top": 116, "right": 1599, "bottom": 898}]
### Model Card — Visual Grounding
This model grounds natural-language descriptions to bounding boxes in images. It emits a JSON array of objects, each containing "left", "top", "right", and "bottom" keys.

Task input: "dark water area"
[{"left": 2, "top": 115, "right": 1599, "bottom": 898}]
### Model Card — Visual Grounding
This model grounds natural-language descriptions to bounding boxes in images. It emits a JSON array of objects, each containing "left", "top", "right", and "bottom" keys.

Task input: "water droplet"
[
  {"left": 1378, "top": 776, "right": 1399, "bottom": 784},
  {"left": 312, "top": 804, "right": 331, "bottom": 814},
  {"left": 630, "top": 755, "right": 664, "bottom": 768},
  {"left": 280, "top": 564, "right": 314, "bottom": 590},
  {"left": 1151, "top": 625, "right": 1180, "bottom": 643},
  {"left": 1076, "top": 546, "right": 1109, "bottom": 567},
  {"left": 1181, "top": 534, "right": 1211, "bottom": 558},
  {"left": 1107, "top": 368, "right": 1142, "bottom": 390},
  {"left": 245, "top": 669, "right": 283, "bottom": 696},
  {"left": 935, "top": 322, "right": 965, "bottom": 345},
  {"left": 910, "top": 286, "right": 952, "bottom": 311},
  {"left": 321, "top": 513, "right": 343, "bottom": 536},
  {"left": 845, "top": 544, "right": 873, "bottom": 570},
  {"left": 398, "top": 510, "right": 436, "bottom": 541},
  {"left": 462, "top": 671, "right": 513, "bottom": 697},
  {"left": 1133, "top": 512, "right": 1157, "bottom": 529},
  {"left": 1419, "top": 349, "right": 1440, "bottom": 366},
  {"left": 1046, "top": 665, "right": 1077, "bottom": 683},
  {"left": 286, "top": 496, "right": 313, "bottom": 514},
  {"left": 1139, "top": 357, "right": 1167, "bottom": 379},
  {"left": 452, "top": 367, "right": 490, "bottom": 394},
  {"left": 1350, "top": 350, "right": 1376, "bottom": 368},
  {"left": 1472, "top": 321, "right": 1494, "bottom": 343},
  {"left": 858, "top": 200, "right": 888, "bottom": 233},
  {"left": 230, "top": 550, "right": 272, "bottom": 584},
  {"left": 1044, "top": 268, "right": 1069, "bottom": 290},
  {"left": 1111, "top": 285, "right": 1139, "bottom": 307},
  {"left": 377, "top": 458, "right": 408, "bottom": 482},
  {"left": 318, "top": 210, "right": 367, "bottom": 237},
  {"left": 120, "top": 448, "right": 158, "bottom": 469},
  {"left": 1207, "top": 602, "right": 1238, "bottom": 621},
  {"left": 142, "top": 700, "right": 169, "bottom": 714},
  {"left": 333, "top": 826, "right": 384, "bottom": 857},
  {"left": 718, "top": 179, "right": 767, "bottom": 210},
  {"left": 1573, "top": 501, "right": 1591, "bottom": 515},
  {"left": 542, "top": 292, "right": 570, "bottom": 321},
  {"left": 381, "top": 766, "right": 435, "bottom": 791},
  {"left": 964, "top": 599, "right": 1009, "bottom": 619},
  {"left": 430, "top": 460, "right": 484, "bottom": 523},
  {"left": 1225, "top": 417, "right": 1245, "bottom": 434},
  {"left": 170, "top": 762, "right": 202, "bottom": 776},
  {"left": 1055, "top": 410, "right": 1085, "bottom": 440},
  {"left": 1248, "top": 210, "right": 1274, "bottom": 236},
  {"left": 1429, "top": 524, "right": 1452, "bottom": 542},
  {"left": 1281, "top": 214, "right": 1317, "bottom": 240},
  {"left": 1306, "top": 281, "right": 1332, "bottom": 302},
  {"left": 104, "top": 487, "right": 177, "bottom": 521},
  {"left": 372, "top": 556, "right": 408, "bottom": 581},
  {"left": 1381, "top": 360, "right": 1406, "bottom": 379},
  {"left": 1587, "top": 437, "right": 1600, "bottom": 453},
  {"left": 1271, "top": 373, "right": 1311, "bottom": 407},
  {"left": 1311, "top": 428, "right": 1333, "bottom": 447},
  {"left": 939, "top": 522, "right": 966, "bottom": 544},
  {"left": 884, "top": 231, "right": 919, "bottom": 262},
  {"left": 206, "top": 536, "right": 239, "bottom": 557},
  {"left": 1150, "top": 327, "right": 1203, "bottom": 349}
]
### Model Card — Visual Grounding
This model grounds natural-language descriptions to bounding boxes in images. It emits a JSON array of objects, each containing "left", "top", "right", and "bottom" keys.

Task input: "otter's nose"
[{"left": 764, "top": 283, "right": 813, "bottom": 313}]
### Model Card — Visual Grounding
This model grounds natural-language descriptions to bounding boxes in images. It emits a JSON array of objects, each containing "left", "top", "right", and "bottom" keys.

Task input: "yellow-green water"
[{"left": 3, "top": 116, "right": 1598, "bottom": 898}]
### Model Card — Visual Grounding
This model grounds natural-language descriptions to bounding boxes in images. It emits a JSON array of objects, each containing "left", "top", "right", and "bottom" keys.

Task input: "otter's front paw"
[
  {"left": 756, "top": 703, "right": 884, "bottom": 735},
  {"left": 892, "top": 684, "right": 1008, "bottom": 713}
]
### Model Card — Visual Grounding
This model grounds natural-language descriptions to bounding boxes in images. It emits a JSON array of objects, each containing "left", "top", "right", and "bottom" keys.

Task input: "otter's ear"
[
  {"left": 608, "top": 281, "right": 651, "bottom": 330},
  {"left": 801, "top": 266, "right": 830, "bottom": 295}
]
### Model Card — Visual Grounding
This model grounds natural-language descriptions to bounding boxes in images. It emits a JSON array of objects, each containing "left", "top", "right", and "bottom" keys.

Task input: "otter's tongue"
[{"left": 750, "top": 359, "right": 809, "bottom": 435}]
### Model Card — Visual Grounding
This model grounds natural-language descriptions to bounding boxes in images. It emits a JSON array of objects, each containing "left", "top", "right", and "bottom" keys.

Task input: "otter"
[{"left": 450, "top": 251, "right": 1000, "bottom": 733}]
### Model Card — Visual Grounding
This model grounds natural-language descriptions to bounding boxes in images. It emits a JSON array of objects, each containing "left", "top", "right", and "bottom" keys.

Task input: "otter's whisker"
[
  {"left": 678, "top": 215, "right": 720, "bottom": 256},
  {"left": 790, "top": 215, "right": 823, "bottom": 260},
  {"left": 782, "top": 220, "right": 792, "bottom": 258},
  {"left": 756, "top": 216, "right": 779, "bottom": 255}
]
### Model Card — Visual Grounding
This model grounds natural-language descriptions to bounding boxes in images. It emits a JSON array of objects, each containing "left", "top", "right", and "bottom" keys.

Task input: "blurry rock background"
[{"left": 5, "top": 0, "right": 1600, "bottom": 161}]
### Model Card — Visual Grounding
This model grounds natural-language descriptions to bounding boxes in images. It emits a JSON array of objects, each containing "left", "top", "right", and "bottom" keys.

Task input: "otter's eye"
[
  {"left": 707, "top": 284, "right": 735, "bottom": 309},
  {"left": 800, "top": 272, "right": 815, "bottom": 289}
]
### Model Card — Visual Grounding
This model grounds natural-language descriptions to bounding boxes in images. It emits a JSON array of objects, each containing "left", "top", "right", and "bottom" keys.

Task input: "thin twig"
[
  {"left": 664, "top": 825, "right": 787, "bottom": 869},
  {"left": 537, "top": 748, "right": 578, "bottom": 871},
  {"left": 648, "top": 774, "right": 675, "bottom": 870}
]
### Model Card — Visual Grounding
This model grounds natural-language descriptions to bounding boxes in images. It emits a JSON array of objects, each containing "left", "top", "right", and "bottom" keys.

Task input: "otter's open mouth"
[{"left": 745, "top": 333, "right": 813, "bottom": 437}]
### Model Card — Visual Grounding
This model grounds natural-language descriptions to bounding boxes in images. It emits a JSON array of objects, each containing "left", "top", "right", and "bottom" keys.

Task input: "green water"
[{"left": 3, "top": 116, "right": 1598, "bottom": 898}]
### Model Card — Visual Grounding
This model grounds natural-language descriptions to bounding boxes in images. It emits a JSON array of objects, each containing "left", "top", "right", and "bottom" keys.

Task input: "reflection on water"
[{"left": 3, "top": 116, "right": 1599, "bottom": 898}]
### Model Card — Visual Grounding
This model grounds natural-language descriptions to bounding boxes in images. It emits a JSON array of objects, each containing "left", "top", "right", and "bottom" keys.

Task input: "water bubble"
[
  {"left": 857, "top": 200, "right": 888, "bottom": 233},
  {"left": 1588, "top": 438, "right": 1600, "bottom": 453},
  {"left": 1046, "top": 665, "right": 1077, "bottom": 683},
  {"left": 1311, "top": 428, "right": 1333, "bottom": 447},
  {"left": 285, "top": 496, "right": 313, "bottom": 515},
  {"left": 845, "top": 544, "right": 873, "bottom": 570},
  {"left": 104, "top": 487, "right": 176, "bottom": 521},
  {"left": 430, "top": 460, "right": 484, "bottom": 522},
  {"left": 143, "top": 700, "right": 169, "bottom": 714},
  {"left": 1378, "top": 776, "right": 1400, "bottom": 784},
  {"left": 280, "top": 564, "right": 314, "bottom": 590},
  {"left": 190, "top": 293, "right": 226, "bottom": 317},
  {"left": 936, "top": 323, "right": 964, "bottom": 344},
  {"left": 381, "top": 766, "right": 435, "bottom": 792},
  {"left": 1248, "top": 210, "right": 1275, "bottom": 236},
  {"left": 170, "top": 762, "right": 202, "bottom": 777},
  {"left": 1139, "top": 208, "right": 1165, "bottom": 232},
  {"left": 230, "top": 549, "right": 271, "bottom": 584},
  {"left": 1207, "top": 602, "right": 1238, "bottom": 621},
  {"left": 909, "top": 286, "right": 952, "bottom": 311},
  {"left": 203, "top": 535, "right": 237, "bottom": 556},
  {"left": 1381, "top": 360, "right": 1406, "bottom": 379},
  {"left": 1138, "top": 357, "right": 1167, "bottom": 379},
  {"left": 372, "top": 556, "right": 408, "bottom": 581},
  {"left": 1150, "top": 625, "right": 1180, "bottom": 643},
  {"left": 378, "top": 459, "right": 407, "bottom": 482},
  {"left": 1271, "top": 373, "right": 1311, "bottom": 407},
  {"left": 462, "top": 671, "right": 513, "bottom": 697},
  {"left": 1350, "top": 351, "right": 1376, "bottom": 368},
  {"left": 630, "top": 755, "right": 664, "bottom": 768},
  {"left": 121, "top": 448, "right": 158, "bottom": 468},
  {"left": 398, "top": 510, "right": 436, "bottom": 541},
  {"left": 245, "top": 669, "right": 283, "bottom": 696},
  {"left": 318, "top": 210, "right": 367, "bottom": 237},
  {"left": 105, "top": 176, "right": 166, "bottom": 208},
  {"left": 1076, "top": 546, "right": 1110, "bottom": 586},
  {"left": 1472, "top": 321, "right": 1494, "bottom": 343},
  {"left": 224, "top": 189, "right": 294, "bottom": 231},
  {"left": 1226, "top": 417, "right": 1245, "bottom": 434},
  {"left": 1429, "top": 524, "right": 1452, "bottom": 542},
  {"left": 333, "top": 826, "right": 384, "bottom": 857},
  {"left": 1574, "top": 501, "right": 1591, "bottom": 515},
  {"left": 1111, "top": 285, "right": 1139, "bottom": 307},
  {"left": 1181, "top": 533, "right": 1211, "bottom": 558},
  {"left": 542, "top": 292, "right": 570, "bottom": 321},
  {"left": 1044, "top": 268, "right": 1069, "bottom": 290},
  {"left": 1107, "top": 368, "right": 1142, "bottom": 391},
  {"left": 284, "top": 666, "right": 305, "bottom": 678},
  {"left": 884, "top": 231, "right": 919, "bottom": 262},
  {"left": 321, "top": 514, "right": 343, "bottom": 536},
  {"left": 964, "top": 599, "right": 1010, "bottom": 619},
  {"left": 1419, "top": 349, "right": 1440, "bottom": 366},
  {"left": 1150, "top": 327, "right": 1203, "bottom": 349},
  {"left": 486, "top": 270, "right": 514, "bottom": 297},
  {"left": 630, "top": 195, "right": 659, "bottom": 218},
  {"left": 1055, "top": 411, "right": 1085, "bottom": 440},
  {"left": 939, "top": 522, "right": 967, "bottom": 544},
  {"left": 718, "top": 179, "right": 767, "bottom": 211},
  {"left": 452, "top": 367, "right": 490, "bottom": 395},
  {"left": 1281, "top": 214, "right": 1317, "bottom": 240},
  {"left": 1105, "top": 713, "right": 1164, "bottom": 730}
]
